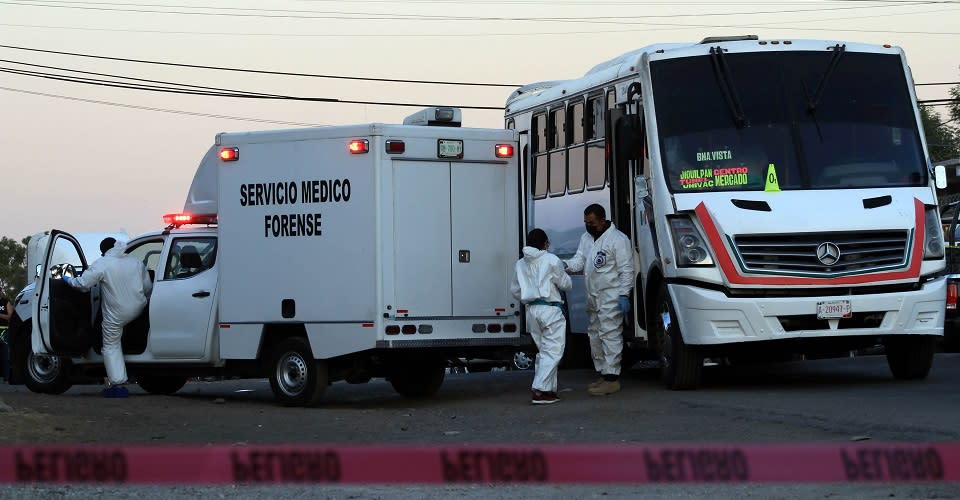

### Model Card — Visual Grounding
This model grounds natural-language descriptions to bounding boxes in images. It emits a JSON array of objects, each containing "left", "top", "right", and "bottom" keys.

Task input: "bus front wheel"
[{"left": 655, "top": 282, "right": 702, "bottom": 390}]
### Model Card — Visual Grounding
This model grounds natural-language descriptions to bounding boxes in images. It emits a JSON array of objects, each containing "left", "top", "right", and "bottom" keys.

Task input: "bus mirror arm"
[{"left": 627, "top": 82, "right": 642, "bottom": 105}]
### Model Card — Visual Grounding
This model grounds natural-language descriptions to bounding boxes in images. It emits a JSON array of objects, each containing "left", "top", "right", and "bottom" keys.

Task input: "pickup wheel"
[
  {"left": 268, "top": 337, "right": 328, "bottom": 407},
  {"left": 390, "top": 358, "right": 446, "bottom": 398},
  {"left": 655, "top": 282, "right": 702, "bottom": 390},
  {"left": 24, "top": 351, "right": 73, "bottom": 395},
  {"left": 884, "top": 335, "right": 936, "bottom": 380},
  {"left": 137, "top": 375, "right": 188, "bottom": 395}
]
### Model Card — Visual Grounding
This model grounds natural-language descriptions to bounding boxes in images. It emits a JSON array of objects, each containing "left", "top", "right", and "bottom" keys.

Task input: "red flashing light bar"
[
  {"left": 163, "top": 213, "right": 218, "bottom": 227},
  {"left": 495, "top": 144, "right": 514, "bottom": 158}
]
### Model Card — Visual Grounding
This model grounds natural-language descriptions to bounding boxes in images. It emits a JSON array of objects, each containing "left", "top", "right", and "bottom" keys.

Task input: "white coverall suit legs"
[
  {"left": 526, "top": 304, "right": 566, "bottom": 393},
  {"left": 510, "top": 246, "right": 573, "bottom": 394},
  {"left": 66, "top": 243, "right": 153, "bottom": 385},
  {"left": 587, "top": 287, "right": 624, "bottom": 376},
  {"left": 565, "top": 222, "right": 635, "bottom": 378}
]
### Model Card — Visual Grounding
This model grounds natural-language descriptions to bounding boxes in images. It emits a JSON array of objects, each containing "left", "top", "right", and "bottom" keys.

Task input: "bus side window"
[
  {"left": 568, "top": 101, "right": 586, "bottom": 194},
  {"left": 548, "top": 108, "right": 566, "bottom": 196},
  {"left": 586, "top": 96, "right": 604, "bottom": 140},
  {"left": 532, "top": 113, "right": 548, "bottom": 199}
]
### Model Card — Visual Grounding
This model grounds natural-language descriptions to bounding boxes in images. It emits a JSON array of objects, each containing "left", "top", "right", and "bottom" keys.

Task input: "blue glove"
[
  {"left": 617, "top": 295, "right": 631, "bottom": 315},
  {"left": 61, "top": 275, "right": 75, "bottom": 287}
]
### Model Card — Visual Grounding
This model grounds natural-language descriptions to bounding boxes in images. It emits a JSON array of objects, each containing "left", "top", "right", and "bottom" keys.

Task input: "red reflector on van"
[
  {"left": 503, "top": 323, "right": 517, "bottom": 333},
  {"left": 401, "top": 325, "right": 417, "bottom": 334},
  {"left": 487, "top": 324, "right": 502, "bottom": 333},
  {"left": 385, "top": 325, "right": 401, "bottom": 335},
  {"left": 385, "top": 140, "right": 405, "bottom": 154},
  {"left": 495, "top": 144, "right": 514, "bottom": 158},
  {"left": 348, "top": 139, "right": 369, "bottom": 154},
  {"left": 948, "top": 282, "right": 958, "bottom": 310},
  {"left": 219, "top": 147, "right": 239, "bottom": 161}
]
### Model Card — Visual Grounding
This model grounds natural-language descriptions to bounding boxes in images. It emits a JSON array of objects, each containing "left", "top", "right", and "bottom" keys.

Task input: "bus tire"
[
  {"left": 268, "top": 337, "right": 328, "bottom": 407},
  {"left": 137, "top": 375, "right": 188, "bottom": 395},
  {"left": 390, "top": 358, "right": 446, "bottom": 398},
  {"left": 655, "top": 282, "right": 702, "bottom": 390},
  {"left": 884, "top": 335, "right": 936, "bottom": 380}
]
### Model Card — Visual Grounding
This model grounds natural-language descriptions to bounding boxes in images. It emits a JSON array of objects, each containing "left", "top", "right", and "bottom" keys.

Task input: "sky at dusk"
[{"left": 1, "top": 0, "right": 957, "bottom": 241}]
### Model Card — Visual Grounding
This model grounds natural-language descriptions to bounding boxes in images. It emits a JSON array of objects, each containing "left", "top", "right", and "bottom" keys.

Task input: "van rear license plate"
[
  {"left": 817, "top": 300, "right": 852, "bottom": 319},
  {"left": 438, "top": 139, "right": 464, "bottom": 159}
]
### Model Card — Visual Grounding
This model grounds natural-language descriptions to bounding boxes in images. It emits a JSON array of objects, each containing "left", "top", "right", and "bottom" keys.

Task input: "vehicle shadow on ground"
[{"left": 619, "top": 353, "right": 958, "bottom": 391}]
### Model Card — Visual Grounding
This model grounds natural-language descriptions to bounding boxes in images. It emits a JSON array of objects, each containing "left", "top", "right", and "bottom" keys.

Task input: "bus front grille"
[{"left": 732, "top": 230, "right": 910, "bottom": 275}]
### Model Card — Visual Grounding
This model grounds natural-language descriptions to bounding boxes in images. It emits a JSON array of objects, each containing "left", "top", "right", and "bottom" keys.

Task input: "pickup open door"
[{"left": 32, "top": 230, "right": 92, "bottom": 356}]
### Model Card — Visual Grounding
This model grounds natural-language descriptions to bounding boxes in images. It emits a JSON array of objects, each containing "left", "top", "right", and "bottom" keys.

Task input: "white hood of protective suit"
[{"left": 510, "top": 246, "right": 572, "bottom": 304}]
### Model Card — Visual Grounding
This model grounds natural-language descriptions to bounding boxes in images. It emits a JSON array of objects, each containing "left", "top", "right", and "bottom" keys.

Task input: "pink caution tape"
[{"left": 0, "top": 443, "right": 958, "bottom": 484}]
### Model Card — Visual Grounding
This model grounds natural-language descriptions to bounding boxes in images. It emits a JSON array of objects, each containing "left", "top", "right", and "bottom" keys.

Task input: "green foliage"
[
  {"left": 0, "top": 236, "right": 27, "bottom": 300},
  {"left": 921, "top": 105, "right": 960, "bottom": 163}
]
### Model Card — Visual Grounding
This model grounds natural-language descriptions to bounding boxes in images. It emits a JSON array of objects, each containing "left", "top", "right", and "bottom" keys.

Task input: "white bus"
[{"left": 505, "top": 35, "right": 948, "bottom": 389}]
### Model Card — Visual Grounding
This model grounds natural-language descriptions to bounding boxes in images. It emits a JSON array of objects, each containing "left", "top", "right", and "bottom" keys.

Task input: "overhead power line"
[
  {"left": 0, "top": 86, "right": 324, "bottom": 126},
  {"left": 0, "top": 65, "right": 507, "bottom": 110},
  {"left": 4, "top": 0, "right": 952, "bottom": 22},
  {"left": 0, "top": 44, "right": 521, "bottom": 88}
]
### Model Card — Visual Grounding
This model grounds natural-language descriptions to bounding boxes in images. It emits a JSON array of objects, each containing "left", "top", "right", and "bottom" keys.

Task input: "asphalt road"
[{"left": 1, "top": 353, "right": 958, "bottom": 498}]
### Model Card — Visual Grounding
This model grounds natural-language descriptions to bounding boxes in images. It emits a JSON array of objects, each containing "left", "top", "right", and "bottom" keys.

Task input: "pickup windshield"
[{"left": 651, "top": 50, "right": 926, "bottom": 193}]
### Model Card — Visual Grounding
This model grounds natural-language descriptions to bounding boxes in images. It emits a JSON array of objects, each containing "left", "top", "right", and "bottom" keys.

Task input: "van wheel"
[
  {"left": 268, "top": 337, "right": 328, "bottom": 407},
  {"left": 137, "top": 375, "right": 188, "bottom": 395},
  {"left": 884, "top": 335, "right": 936, "bottom": 380},
  {"left": 390, "top": 358, "right": 446, "bottom": 398},
  {"left": 24, "top": 349, "right": 73, "bottom": 395},
  {"left": 655, "top": 282, "right": 702, "bottom": 390}
]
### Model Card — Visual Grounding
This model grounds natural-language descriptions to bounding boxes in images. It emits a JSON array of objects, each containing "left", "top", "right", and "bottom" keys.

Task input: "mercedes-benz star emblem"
[{"left": 816, "top": 242, "right": 841, "bottom": 266}]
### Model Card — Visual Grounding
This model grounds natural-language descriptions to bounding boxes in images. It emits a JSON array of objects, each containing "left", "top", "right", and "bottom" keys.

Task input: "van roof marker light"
[
  {"left": 348, "top": 139, "right": 369, "bottom": 154},
  {"left": 220, "top": 147, "right": 239, "bottom": 161}
]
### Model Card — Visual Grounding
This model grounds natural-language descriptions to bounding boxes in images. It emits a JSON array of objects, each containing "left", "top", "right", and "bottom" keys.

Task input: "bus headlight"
[
  {"left": 669, "top": 216, "right": 715, "bottom": 267},
  {"left": 924, "top": 206, "right": 945, "bottom": 259}
]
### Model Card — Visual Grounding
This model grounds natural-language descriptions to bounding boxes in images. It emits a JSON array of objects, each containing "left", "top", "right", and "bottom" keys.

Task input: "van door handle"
[{"left": 192, "top": 291, "right": 211, "bottom": 298}]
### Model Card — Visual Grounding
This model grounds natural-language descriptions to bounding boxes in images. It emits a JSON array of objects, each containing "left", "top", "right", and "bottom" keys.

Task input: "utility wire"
[
  {"left": 0, "top": 44, "right": 521, "bottom": 88},
  {"left": 0, "top": 45, "right": 955, "bottom": 91},
  {"left": 0, "top": 86, "right": 324, "bottom": 126},
  {"left": 4, "top": 0, "right": 950, "bottom": 22},
  {"left": 0, "top": 58, "right": 287, "bottom": 98},
  {"left": 0, "top": 66, "right": 507, "bottom": 110}
]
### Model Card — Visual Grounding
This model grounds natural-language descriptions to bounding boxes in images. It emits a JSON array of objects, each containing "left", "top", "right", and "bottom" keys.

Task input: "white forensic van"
[{"left": 13, "top": 108, "right": 523, "bottom": 406}]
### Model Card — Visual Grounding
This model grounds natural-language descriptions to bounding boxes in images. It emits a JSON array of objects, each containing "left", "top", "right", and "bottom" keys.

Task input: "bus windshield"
[{"left": 651, "top": 50, "right": 926, "bottom": 193}]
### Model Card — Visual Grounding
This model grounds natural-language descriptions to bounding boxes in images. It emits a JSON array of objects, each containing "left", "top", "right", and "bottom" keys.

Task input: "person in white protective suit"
[
  {"left": 510, "top": 228, "right": 572, "bottom": 405},
  {"left": 564, "top": 204, "right": 635, "bottom": 396},
  {"left": 63, "top": 237, "right": 152, "bottom": 398}
]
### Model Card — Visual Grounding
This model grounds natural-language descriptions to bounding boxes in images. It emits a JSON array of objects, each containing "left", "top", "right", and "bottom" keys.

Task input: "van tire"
[
  {"left": 390, "top": 358, "right": 446, "bottom": 398},
  {"left": 884, "top": 335, "right": 936, "bottom": 380},
  {"left": 268, "top": 337, "right": 328, "bottom": 407},
  {"left": 655, "top": 282, "right": 702, "bottom": 390},
  {"left": 137, "top": 375, "right": 188, "bottom": 395}
]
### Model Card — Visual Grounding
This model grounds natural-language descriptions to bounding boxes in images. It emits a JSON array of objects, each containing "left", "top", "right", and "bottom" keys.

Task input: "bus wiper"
[
  {"left": 709, "top": 46, "right": 748, "bottom": 129},
  {"left": 802, "top": 44, "right": 846, "bottom": 141}
]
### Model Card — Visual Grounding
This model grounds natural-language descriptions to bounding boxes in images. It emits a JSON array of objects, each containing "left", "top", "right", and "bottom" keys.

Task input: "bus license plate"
[{"left": 817, "top": 300, "right": 852, "bottom": 319}]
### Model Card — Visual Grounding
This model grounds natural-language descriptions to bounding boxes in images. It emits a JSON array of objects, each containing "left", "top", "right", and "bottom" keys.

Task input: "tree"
[
  {"left": 921, "top": 72, "right": 960, "bottom": 163},
  {"left": 0, "top": 236, "right": 27, "bottom": 300},
  {"left": 920, "top": 105, "right": 960, "bottom": 163}
]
